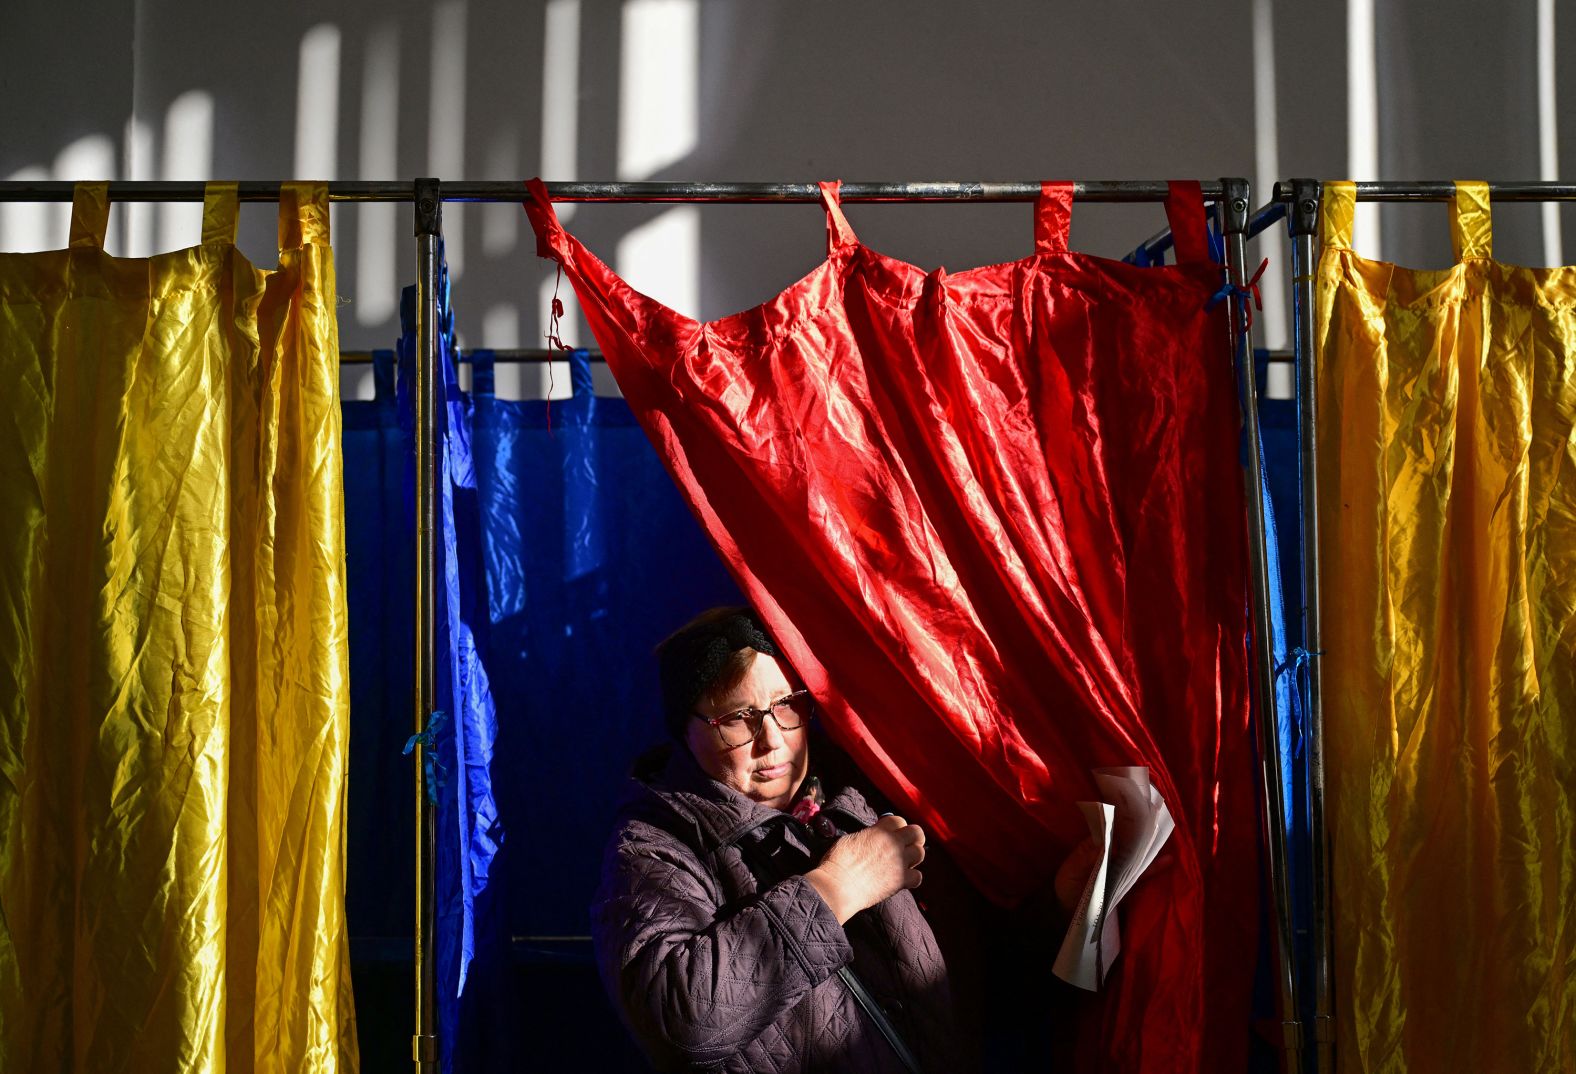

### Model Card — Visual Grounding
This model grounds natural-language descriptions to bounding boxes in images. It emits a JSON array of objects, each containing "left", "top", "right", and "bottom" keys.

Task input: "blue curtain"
[
  {"left": 1254, "top": 351, "right": 1318, "bottom": 1055},
  {"left": 470, "top": 347, "right": 742, "bottom": 938},
  {"left": 344, "top": 353, "right": 435, "bottom": 1074},
  {"left": 344, "top": 355, "right": 414, "bottom": 949},
  {"left": 390, "top": 267, "right": 507, "bottom": 1072},
  {"left": 344, "top": 298, "right": 741, "bottom": 1067}
]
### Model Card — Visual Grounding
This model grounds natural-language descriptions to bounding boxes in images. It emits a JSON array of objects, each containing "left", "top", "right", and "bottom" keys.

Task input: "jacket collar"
[{"left": 628, "top": 734, "right": 878, "bottom": 855}]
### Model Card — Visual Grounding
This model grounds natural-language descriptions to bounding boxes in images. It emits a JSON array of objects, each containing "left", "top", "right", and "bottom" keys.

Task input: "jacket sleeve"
[{"left": 592, "top": 819, "right": 853, "bottom": 1068}]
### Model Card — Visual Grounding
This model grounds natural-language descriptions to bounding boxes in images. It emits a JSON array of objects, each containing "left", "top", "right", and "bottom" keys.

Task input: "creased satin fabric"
[
  {"left": 1317, "top": 181, "right": 1576, "bottom": 1073},
  {"left": 395, "top": 269, "right": 505, "bottom": 1074},
  {"left": 0, "top": 183, "right": 358, "bottom": 1072},
  {"left": 524, "top": 179, "right": 1259, "bottom": 1072}
]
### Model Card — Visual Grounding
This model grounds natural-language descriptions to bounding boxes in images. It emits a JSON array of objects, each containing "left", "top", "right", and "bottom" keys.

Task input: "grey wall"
[{"left": 4, "top": 0, "right": 1573, "bottom": 394}]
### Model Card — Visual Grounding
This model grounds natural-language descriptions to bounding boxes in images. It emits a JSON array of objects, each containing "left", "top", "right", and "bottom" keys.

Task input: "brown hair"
[{"left": 654, "top": 606, "right": 779, "bottom": 737}]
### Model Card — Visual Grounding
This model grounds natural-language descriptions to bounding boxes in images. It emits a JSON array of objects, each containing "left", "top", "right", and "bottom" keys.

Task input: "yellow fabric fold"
[
  {"left": 0, "top": 183, "right": 357, "bottom": 1073},
  {"left": 1317, "top": 180, "right": 1576, "bottom": 1073}
]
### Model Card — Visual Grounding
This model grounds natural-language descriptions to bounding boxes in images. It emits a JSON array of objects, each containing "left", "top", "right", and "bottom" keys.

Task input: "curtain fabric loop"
[
  {"left": 468, "top": 349, "right": 495, "bottom": 398},
  {"left": 569, "top": 348, "right": 596, "bottom": 397},
  {"left": 1164, "top": 180, "right": 1212, "bottom": 264},
  {"left": 1451, "top": 180, "right": 1493, "bottom": 261},
  {"left": 372, "top": 348, "right": 397, "bottom": 403},
  {"left": 1319, "top": 181, "right": 1357, "bottom": 251},
  {"left": 1034, "top": 181, "right": 1073, "bottom": 254},
  {"left": 522, "top": 178, "right": 563, "bottom": 260},
  {"left": 818, "top": 180, "right": 859, "bottom": 255},
  {"left": 278, "top": 181, "right": 331, "bottom": 250},
  {"left": 68, "top": 182, "right": 110, "bottom": 249},
  {"left": 202, "top": 182, "right": 239, "bottom": 245}
]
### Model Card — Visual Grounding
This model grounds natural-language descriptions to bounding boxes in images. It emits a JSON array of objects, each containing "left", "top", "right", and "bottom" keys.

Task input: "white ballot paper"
[{"left": 1051, "top": 766, "right": 1174, "bottom": 991}]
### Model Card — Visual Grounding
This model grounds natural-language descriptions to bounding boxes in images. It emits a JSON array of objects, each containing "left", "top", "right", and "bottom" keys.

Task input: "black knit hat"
[{"left": 657, "top": 607, "right": 780, "bottom": 739}]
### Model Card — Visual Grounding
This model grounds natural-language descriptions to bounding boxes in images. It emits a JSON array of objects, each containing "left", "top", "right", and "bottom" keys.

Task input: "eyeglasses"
[{"left": 694, "top": 690, "right": 814, "bottom": 749}]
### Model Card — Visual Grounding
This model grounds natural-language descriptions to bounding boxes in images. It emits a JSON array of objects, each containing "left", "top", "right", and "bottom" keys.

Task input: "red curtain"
[{"left": 524, "top": 179, "right": 1257, "bottom": 1072}]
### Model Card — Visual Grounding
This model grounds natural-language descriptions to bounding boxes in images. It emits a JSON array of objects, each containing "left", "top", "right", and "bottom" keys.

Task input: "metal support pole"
[
  {"left": 1287, "top": 178, "right": 1334, "bottom": 1074},
  {"left": 412, "top": 177, "right": 441, "bottom": 1074},
  {"left": 1221, "top": 177, "right": 1303, "bottom": 1074}
]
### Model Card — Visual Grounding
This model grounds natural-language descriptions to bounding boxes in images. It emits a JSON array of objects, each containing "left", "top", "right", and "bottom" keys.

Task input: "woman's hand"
[{"left": 805, "top": 815, "right": 925, "bottom": 925}]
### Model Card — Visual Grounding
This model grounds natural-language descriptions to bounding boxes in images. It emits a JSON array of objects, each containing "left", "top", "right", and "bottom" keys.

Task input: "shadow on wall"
[
  {"left": 8, "top": 0, "right": 1574, "bottom": 361},
  {"left": 0, "top": 0, "right": 1328, "bottom": 358}
]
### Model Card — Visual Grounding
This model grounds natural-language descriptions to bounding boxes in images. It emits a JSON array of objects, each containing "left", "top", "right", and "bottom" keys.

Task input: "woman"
[{"left": 591, "top": 607, "right": 978, "bottom": 1073}]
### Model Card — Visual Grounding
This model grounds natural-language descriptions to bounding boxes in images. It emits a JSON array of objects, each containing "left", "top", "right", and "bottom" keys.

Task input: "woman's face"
[{"left": 685, "top": 650, "right": 810, "bottom": 811}]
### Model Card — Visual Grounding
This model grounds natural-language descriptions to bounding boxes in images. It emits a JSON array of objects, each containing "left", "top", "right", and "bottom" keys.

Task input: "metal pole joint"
[
  {"left": 1221, "top": 177, "right": 1251, "bottom": 235},
  {"left": 1289, "top": 179, "right": 1320, "bottom": 238},
  {"left": 415, "top": 178, "right": 442, "bottom": 237}
]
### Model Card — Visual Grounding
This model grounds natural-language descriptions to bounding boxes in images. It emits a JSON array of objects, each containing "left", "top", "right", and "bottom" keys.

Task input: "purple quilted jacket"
[{"left": 592, "top": 742, "right": 976, "bottom": 1073}]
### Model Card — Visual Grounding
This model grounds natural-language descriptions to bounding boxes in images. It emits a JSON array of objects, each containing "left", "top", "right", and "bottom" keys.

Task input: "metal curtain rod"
[
  {"left": 339, "top": 349, "right": 606, "bottom": 364},
  {"left": 348, "top": 350, "right": 1310, "bottom": 369},
  {"left": 1271, "top": 179, "right": 1576, "bottom": 202},
  {"left": 0, "top": 181, "right": 418, "bottom": 202},
  {"left": 0, "top": 179, "right": 1232, "bottom": 204}
]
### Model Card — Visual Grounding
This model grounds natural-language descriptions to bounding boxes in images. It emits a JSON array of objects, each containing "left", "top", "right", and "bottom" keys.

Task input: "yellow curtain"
[
  {"left": 1317, "top": 180, "right": 1576, "bottom": 1073},
  {"left": 0, "top": 182, "right": 357, "bottom": 1072}
]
